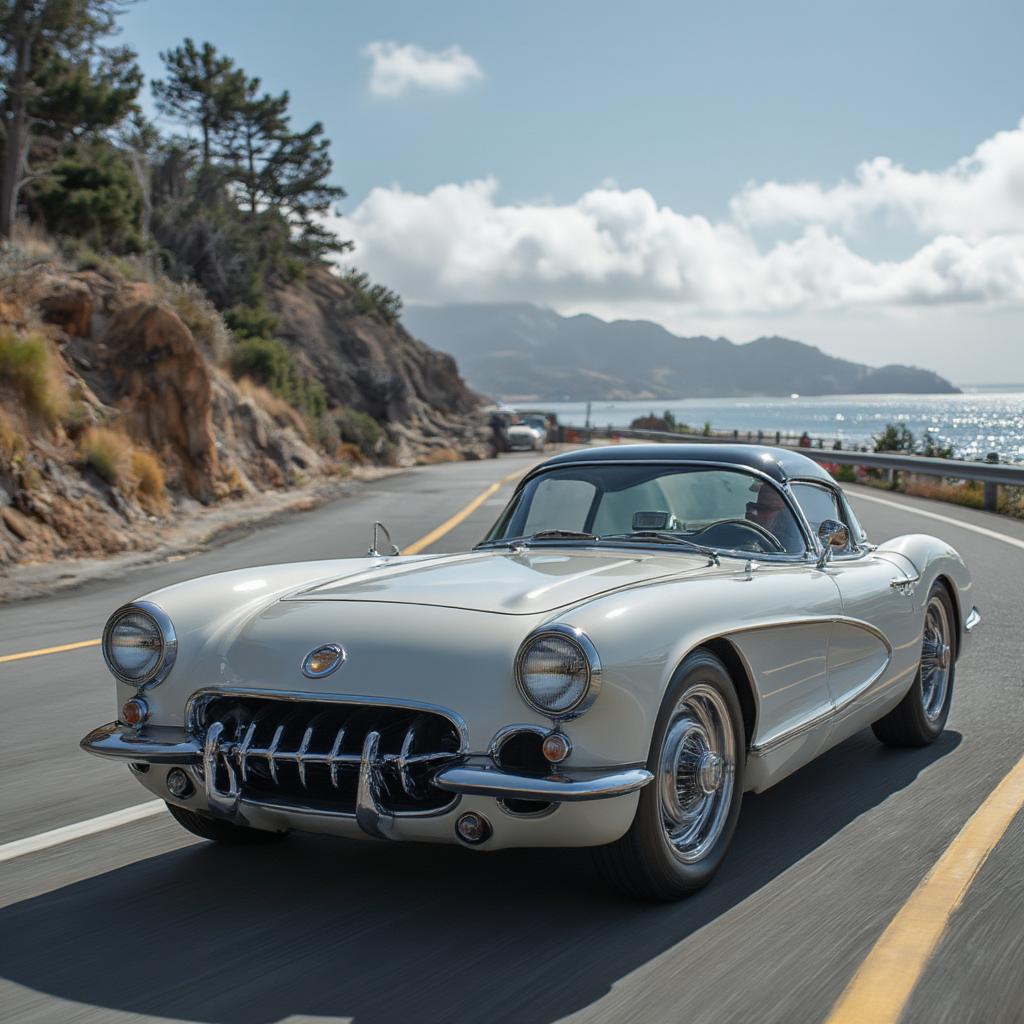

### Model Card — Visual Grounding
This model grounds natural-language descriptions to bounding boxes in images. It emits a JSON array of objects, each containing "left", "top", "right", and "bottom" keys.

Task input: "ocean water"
[{"left": 543, "top": 391, "right": 1024, "bottom": 463}]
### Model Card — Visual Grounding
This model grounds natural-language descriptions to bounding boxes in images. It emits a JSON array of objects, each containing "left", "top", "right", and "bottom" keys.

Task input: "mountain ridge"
[{"left": 402, "top": 302, "right": 959, "bottom": 401}]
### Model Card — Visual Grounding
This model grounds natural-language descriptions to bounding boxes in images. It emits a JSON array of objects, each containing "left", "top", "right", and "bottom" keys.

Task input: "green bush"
[
  {"left": 343, "top": 269, "right": 403, "bottom": 324},
  {"left": 335, "top": 406, "right": 384, "bottom": 459},
  {"left": 224, "top": 303, "right": 280, "bottom": 341}
]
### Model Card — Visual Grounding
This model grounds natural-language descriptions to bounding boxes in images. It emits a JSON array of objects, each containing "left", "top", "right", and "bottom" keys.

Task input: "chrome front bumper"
[{"left": 81, "top": 722, "right": 652, "bottom": 815}]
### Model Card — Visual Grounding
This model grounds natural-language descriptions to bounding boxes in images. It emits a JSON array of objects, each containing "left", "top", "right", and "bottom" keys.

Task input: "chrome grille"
[{"left": 194, "top": 695, "right": 463, "bottom": 816}]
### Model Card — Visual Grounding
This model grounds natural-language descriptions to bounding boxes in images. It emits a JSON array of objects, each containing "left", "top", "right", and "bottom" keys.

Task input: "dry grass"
[
  {"left": 0, "top": 330, "right": 68, "bottom": 426},
  {"left": 10, "top": 221, "right": 60, "bottom": 262},
  {"left": 237, "top": 376, "right": 310, "bottom": 439},
  {"left": 0, "top": 408, "right": 23, "bottom": 459},
  {"left": 79, "top": 427, "right": 168, "bottom": 510},
  {"left": 417, "top": 447, "right": 461, "bottom": 465},
  {"left": 131, "top": 448, "right": 167, "bottom": 507},
  {"left": 903, "top": 477, "right": 985, "bottom": 510},
  {"left": 158, "top": 279, "right": 231, "bottom": 364},
  {"left": 80, "top": 425, "right": 131, "bottom": 485}
]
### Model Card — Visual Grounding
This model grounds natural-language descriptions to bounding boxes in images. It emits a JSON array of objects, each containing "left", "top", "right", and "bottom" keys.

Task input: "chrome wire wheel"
[
  {"left": 658, "top": 682, "right": 737, "bottom": 864},
  {"left": 920, "top": 595, "right": 953, "bottom": 722}
]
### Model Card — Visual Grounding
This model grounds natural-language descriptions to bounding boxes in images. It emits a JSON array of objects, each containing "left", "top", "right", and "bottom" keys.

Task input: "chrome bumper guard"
[{"left": 81, "top": 723, "right": 653, "bottom": 813}]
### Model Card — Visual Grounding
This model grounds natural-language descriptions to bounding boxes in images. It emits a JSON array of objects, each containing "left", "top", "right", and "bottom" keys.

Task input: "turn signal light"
[
  {"left": 121, "top": 697, "right": 149, "bottom": 728},
  {"left": 542, "top": 731, "right": 572, "bottom": 764}
]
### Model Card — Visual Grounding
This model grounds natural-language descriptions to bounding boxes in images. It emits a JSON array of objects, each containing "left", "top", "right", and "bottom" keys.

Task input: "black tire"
[
  {"left": 165, "top": 802, "right": 288, "bottom": 844},
  {"left": 592, "top": 649, "right": 746, "bottom": 901},
  {"left": 872, "top": 582, "right": 956, "bottom": 747}
]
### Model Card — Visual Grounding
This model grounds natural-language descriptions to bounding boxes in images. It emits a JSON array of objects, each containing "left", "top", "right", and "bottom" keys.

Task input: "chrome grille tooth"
[
  {"left": 296, "top": 725, "right": 315, "bottom": 788},
  {"left": 237, "top": 719, "right": 258, "bottom": 782},
  {"left": 328, "top": 723, "right": 347, "bottom": 788},
  {"left": 266, "top": 724, "right": 284, "bottom": 784},
  {"left": 397, "top": 715, "right": 425, "bottom": 798}
]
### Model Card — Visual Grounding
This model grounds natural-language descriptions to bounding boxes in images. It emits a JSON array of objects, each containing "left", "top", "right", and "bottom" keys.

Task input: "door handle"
[{"left": 890, "top": 576, "right": 919, "bottom": 595}]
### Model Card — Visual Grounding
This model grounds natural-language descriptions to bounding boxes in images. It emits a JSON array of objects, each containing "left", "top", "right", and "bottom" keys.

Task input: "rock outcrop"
[{"left": 0, "top": 255, "right": 484, "bottom": 568}]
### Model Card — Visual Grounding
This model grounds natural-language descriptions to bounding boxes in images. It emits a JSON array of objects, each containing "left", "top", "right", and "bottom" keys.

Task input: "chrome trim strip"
[
  {"left": 514, "top": 624, "right": 603, "bottom": 722},
  {"left": 80, "top": 722, "right": 201, "bottom": 763},
  {"left": 185, "top": 687, "right": 470, "bottom": 752},
  {"left": 965, "top": 606, "right": 982, "bottom": 632},
  {"left": 101, "top": 600, "right": 178, "bottom": 690},
  {"left": 433, "top": 762, "right": 653, "bottom": 802}
]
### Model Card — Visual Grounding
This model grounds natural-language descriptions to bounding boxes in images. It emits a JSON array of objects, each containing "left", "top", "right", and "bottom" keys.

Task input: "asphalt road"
[{"left": 1, "top": 456, "right": 1022, "bottom": 1024}]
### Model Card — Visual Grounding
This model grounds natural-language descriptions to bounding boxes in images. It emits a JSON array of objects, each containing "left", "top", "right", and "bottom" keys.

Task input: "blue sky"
[{"left": 119, "top": 1, "right": 1024, "bottom": 383}]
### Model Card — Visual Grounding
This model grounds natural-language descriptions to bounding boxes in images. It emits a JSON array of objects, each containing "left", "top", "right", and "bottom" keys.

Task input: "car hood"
[{"left": 285, "top": 547, "right": 714, "bottom": 615}]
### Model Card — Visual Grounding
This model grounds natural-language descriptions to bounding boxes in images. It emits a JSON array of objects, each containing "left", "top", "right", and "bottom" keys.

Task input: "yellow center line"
[
  {"left": 404, "top": 468, "right": 524, "bottom": 555},
  {"left": 0, "top": 638, "right": 102, "bottom": 664},
  {"left": 826, "top": 752, "right": 1024, "bottom": 1024},
  {"left": 0, "top": 467, "right": 526, "bottom": 665}
]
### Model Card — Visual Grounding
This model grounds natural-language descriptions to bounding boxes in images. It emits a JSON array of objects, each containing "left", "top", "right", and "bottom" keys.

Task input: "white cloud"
[
  {"left": 363, "top": 41, "right": 483, "bottom": 98},
  {"left": 732, "top": 117, "right": 1024, "bottom": 239},
  {"left": 334, "top": 174, "right": 1024, "bottom": 315}
]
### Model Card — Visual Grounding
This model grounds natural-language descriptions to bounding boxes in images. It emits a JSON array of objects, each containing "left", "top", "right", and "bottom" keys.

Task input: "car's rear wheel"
[
  {"left": 872, "top": 582, "right": 956, "bottom": 747},
  {"left": 165, "top": 802, "right": 288, "bottom": 844},
  {"left": 592, "top": 649, "right": 745, "bottom": 900}
]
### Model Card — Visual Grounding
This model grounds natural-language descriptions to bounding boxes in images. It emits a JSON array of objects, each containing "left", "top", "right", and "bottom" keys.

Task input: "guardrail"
[{"left": 563, "top": 425, "right": 1024, "bottom": 511}]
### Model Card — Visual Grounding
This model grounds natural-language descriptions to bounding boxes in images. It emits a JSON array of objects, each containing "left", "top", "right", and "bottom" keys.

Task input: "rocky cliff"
[{"left": 0, "top": 253, "right": 485, "bottom": 568}]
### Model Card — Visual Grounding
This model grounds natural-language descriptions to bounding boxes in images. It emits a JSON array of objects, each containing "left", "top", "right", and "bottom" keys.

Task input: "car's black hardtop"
[{"left": 534, "top": 443, "right": 835, "bottom": 485}]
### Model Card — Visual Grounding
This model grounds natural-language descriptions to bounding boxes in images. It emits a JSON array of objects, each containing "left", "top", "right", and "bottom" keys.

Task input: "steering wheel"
[{"left": 687, "top": 518, "right": 786, "bottom": 553}]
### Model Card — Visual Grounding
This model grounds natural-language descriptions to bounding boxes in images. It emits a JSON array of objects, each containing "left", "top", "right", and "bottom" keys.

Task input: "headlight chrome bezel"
[
  {"left": 514, "top": 624, "right": 602, "bottom": 721},
  {"left": 102, "top": 600, "right": 177, "bottom": 689}
]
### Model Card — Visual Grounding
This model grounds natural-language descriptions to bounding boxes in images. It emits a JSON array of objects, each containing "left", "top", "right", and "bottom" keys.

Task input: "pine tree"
[
  {"left": 151, "top": 38, "right": 245, "bottom": 180},
  {"left": 0, "top": 0, "right": 140, "bottom": 238}
]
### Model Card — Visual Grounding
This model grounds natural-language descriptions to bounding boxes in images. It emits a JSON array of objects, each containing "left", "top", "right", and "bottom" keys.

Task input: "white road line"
[
  {"left": 852, "top": 491, "right": 1024, "bottom": 552},
  {"left": 0, "top": 801, "right": 165, "bottom": 864}
]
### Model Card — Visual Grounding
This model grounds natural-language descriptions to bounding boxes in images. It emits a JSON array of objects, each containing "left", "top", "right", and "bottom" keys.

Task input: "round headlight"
[
  {"left": 515, "top": 626, "right": 601, "bottom": 719},
  {"left": 102, "top": 601, "right": 176, "bottom": 687}
]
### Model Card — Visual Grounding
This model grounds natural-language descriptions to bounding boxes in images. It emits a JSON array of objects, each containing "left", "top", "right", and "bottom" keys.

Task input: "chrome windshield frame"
[{"left": 479, "top": 459, "right": 818, "bottom": 564}]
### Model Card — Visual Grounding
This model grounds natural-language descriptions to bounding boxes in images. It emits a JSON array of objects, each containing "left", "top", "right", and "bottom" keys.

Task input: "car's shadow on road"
[{"left": 2, "top": 729, "right": 961, "bottom": 1024}]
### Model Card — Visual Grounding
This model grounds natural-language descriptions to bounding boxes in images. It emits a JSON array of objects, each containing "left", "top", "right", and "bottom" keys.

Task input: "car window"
[
  {"left": 522, "top": 478, "right": 596, "bottom": 534},
  {"left": 791, "top": 482, "right": 853, "bottom": 552}
]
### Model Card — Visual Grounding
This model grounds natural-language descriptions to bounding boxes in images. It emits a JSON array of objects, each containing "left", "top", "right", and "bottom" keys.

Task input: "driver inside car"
[{"left": 745, "top": 483, "right": 804, "bottom": 553}]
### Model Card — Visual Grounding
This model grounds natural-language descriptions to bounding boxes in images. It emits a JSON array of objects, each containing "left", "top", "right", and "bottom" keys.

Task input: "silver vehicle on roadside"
[{"left": 82, "top": 445, "right": 978, "bottom": 900}]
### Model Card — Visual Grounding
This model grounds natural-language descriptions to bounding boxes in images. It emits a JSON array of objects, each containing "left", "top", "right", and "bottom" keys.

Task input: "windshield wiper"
[
  {"left": 602, "top": 531, "right": 721, "bottom": 565},
  {"left": 480, "top": 529, "right": 599, "bottom": 549}
]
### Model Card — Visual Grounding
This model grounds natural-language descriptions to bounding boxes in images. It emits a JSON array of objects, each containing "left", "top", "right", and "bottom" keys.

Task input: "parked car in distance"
[
  {"left": 506, "top": 421, "right": 545, "bottom": 451},
  {"left": 82, "top": 445, "right": 979, "bottom": 899}
]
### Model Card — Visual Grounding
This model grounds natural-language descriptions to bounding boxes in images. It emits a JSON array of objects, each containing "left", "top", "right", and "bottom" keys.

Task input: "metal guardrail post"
[{"left": 984, "top": 453, "right": 1000, "bottom": 512}]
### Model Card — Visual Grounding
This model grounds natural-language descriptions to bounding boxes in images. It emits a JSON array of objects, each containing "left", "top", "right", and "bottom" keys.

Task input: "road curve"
[{"left": 1, "top": 460, "right": 1022, "bottom": 1024}]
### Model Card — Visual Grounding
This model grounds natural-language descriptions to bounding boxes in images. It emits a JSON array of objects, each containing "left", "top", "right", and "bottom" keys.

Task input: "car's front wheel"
[
  {"left": 592, "top": 649, "right": 745, "bottom": 900},
  {"left": 165, "top": 802, "right": 288, "bottom": 844}
]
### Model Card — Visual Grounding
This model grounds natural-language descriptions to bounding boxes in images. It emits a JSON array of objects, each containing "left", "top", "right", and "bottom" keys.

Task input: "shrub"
[
  {"left": 0, "top": 331, "right": 68, "bottom": 425},
  {"left": 80, "top": 426, "right": 131, "bottom": 485},
  {"left": 159, "top": 279, "right": 231, "bottom": 364},
  {"left": 224, "top": 303, "right": 280, "bottom": 341},
  {"left": 342, "top": 269, "right": 403, "bottom": 324},
  {"left": 231, "top": 337, "right": 294, "bottom": 394},
  {"left": 873, "top": 422, "right": 915, "bottom": 453},
  {"left": 131, "top": 448, "right": 166, "bottom": 502},
  {"left": 335, "top": 406, "right": 384, "bottom": 460},
  {"left": 831, "top": 464, "right": 857, "bottom": 483}
]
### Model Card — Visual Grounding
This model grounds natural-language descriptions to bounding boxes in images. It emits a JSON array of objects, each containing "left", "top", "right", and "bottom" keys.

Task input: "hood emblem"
[{"left": 302, "top": 643, "right": 347, "bottom": 678}]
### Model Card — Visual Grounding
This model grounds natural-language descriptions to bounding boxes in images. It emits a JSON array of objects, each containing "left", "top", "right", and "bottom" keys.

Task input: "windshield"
[{"left": 483, "top": 464, "right": 807, "bottom": 556}]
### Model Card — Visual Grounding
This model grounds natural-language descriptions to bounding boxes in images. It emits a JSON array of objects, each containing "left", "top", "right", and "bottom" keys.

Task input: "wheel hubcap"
[
  {"left": 658, "top": 683, "right": 736, "bottom": 863},
  {"left": 920, "top": 596, "right": 952, "bottom": 722}
]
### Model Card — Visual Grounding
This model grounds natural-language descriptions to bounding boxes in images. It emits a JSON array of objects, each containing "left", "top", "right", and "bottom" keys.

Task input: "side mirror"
[{"left": 816, "top": 519, "right": 849, "bottom": 568}]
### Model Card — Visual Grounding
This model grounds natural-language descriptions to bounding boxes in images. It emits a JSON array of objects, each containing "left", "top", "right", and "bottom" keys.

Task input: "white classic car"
[{"left": 82, "top": 445, "right": 979, "bottom": 900}]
